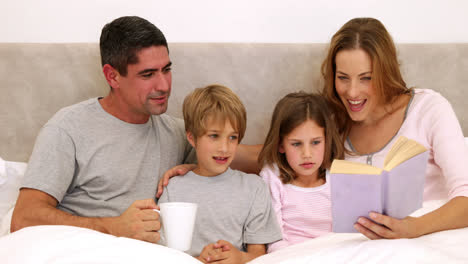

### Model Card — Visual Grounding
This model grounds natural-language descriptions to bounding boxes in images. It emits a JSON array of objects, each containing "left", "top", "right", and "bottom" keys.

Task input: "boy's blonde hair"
[{"left": 183, "top": 84, "right": 247, "bottom": 142}]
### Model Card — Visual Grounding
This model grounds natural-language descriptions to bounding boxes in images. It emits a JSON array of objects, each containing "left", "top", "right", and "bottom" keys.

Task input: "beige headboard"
[{"left": 1, "top": 43, "right": 467, "bottom": 162}]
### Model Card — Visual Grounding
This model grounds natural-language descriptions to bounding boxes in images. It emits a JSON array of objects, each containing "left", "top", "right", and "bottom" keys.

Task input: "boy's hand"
[
  {"left": 197, "top": 242, "right": 229, "bottom": 263},
  {"left": 156, "top": 164, "right": 197, "bottom": 198},
  {"left": 212, "top": 241, "right": 231, "bottom": 252},
  {"left": 203, "top": 240, "right": 244, "bottom": 263}
]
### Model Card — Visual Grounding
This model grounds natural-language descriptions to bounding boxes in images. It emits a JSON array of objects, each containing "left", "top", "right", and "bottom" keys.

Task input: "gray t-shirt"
[
  {"left": 22, "top": 98, "right": 194, "bottom": 217},
  {"left": 159, "top": 168, "right": 282, "bottom": 256}
]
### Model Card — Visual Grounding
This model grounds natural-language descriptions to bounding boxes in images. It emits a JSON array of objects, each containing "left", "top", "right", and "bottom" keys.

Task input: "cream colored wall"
[
  {"left": 1, "top": 43, "right": 467, "bottom": 162},
  {"left": 1, "top": 0, "right": 468, "bottom": 43}
]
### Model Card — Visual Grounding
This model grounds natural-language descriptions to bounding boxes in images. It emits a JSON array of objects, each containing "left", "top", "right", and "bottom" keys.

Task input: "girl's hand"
[
  {"left": 156, "top": 164, "right": 197, "bottom": 198},
  {"left": 354, "top": 212, "right": 422, "bottom": 239}
]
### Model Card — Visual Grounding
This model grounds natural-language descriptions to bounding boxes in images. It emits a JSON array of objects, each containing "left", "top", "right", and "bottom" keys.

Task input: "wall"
[{"left": 1, "top": 0, "right": 467, "bottom": 43}]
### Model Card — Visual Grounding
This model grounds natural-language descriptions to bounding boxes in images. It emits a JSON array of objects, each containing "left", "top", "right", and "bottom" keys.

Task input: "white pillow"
[
  {"left": 0, "top": 157, "right": 6, "bottom": 186},
  {"left": 0, "top": 157, "right": 27, "bottom": 236}
]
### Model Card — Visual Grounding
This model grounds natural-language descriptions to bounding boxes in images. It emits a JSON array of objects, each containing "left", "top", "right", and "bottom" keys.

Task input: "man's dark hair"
[{"left": 99, "top": 16, "right": 168, "bottom": 76}]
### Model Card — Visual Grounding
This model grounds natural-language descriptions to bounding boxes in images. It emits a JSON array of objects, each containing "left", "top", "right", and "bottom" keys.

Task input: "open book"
[{"left": 330, "top": 136, "right": 429, "bottom": 233}]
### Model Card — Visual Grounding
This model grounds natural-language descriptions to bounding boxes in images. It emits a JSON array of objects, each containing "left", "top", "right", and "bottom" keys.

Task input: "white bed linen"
[
  {"left": 248, "top": 229, "right": 468, "bottom": 264},
  {"left": 249, "top": 200, "right": 468, "bottom": 264},
  {"left": 1, "top": 138, "right": 468, "bottom": 263},
  {"left": 1, "top": 201, "right": 467, "bottom": 264},
  {"left": 0, "top": 225, "right": 201, "bottom": 264}
]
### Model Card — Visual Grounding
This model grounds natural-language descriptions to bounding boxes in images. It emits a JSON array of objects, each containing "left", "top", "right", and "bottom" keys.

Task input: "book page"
[
  {"left": 384, "top": 136, "right": 408, "bottom": 166},
  {"left": 384, "top": 136, "right": 427, "bottom": 171},
  {"left": 330, "top": 159, "right": 383, "bottom": 175}
]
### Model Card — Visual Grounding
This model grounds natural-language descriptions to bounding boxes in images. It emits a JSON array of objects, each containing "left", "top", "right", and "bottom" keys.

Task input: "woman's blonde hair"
[
  {"left": 321, "top": 17, "right": 410, "bottom": 135},
  {"left": 258, "top": 92, "right": 344, "bottom": 184},
  {"left": 183, "top": 84, "right": 247, "bottom": 142}
]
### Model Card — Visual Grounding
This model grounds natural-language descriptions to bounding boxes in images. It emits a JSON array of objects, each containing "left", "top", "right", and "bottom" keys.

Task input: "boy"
[{"left": 159, "top": 84, "right": 281, "bottom": 263}]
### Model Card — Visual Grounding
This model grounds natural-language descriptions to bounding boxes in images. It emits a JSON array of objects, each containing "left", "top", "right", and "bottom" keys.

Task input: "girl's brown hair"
[
  {"left": 321, "top": 17, "right": 411, "bottom": 136},
  {"left": 258, "top": 92, "right": 344, "bottom": 184}
]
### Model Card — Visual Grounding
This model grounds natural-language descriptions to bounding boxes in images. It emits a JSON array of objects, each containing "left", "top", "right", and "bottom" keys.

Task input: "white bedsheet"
[
  {"left": 249, "top": 200, "right": 468, "bottom": 264},
  {"left": 2, "top": 139, "right": 468, "bottom": 263},
  {"left": 1, "top": 222, "right": 467, "bottom": 264},
  {"left": 0, "top": 225, "right": 201, "bottom": 264},
  {"left": 248, "top": 228, "right": 468, "bottom": 264}
]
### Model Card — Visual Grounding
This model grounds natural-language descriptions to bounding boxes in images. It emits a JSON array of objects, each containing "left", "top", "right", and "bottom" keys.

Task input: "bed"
[{"left": 1, "top": 43, "right": 468, "bottom": 263}]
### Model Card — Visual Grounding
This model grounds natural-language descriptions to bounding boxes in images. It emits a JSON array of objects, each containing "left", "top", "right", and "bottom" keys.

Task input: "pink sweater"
[
  {"left": 260, "top": 166, "right": 332, "bottom": 253},
  {"left": 345, "top": 89, "right": 468, "bottom": 201}
]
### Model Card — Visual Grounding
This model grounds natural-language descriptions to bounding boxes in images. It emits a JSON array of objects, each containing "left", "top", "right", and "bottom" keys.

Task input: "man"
[{"left": 10, "top": 16, "right": 193, "bottom": 243}]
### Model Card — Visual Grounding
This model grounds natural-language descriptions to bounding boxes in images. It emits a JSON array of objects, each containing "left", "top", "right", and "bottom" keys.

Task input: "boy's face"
[{"left": 187, "top": 117, "right": 239, "bottom": 177}]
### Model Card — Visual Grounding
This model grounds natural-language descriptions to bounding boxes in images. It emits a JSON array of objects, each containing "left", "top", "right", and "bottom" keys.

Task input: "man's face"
[{"left": 114, "top": 45, "right": 172, "bottom": 123}]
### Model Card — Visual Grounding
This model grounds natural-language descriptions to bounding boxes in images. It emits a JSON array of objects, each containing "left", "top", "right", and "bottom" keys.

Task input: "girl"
[{"left": 258, "top": 92, "right": 344, "bottom": 252}]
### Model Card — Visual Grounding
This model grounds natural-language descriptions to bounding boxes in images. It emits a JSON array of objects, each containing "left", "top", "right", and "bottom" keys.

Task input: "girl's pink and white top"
[{"left": 260, "top": 165, "right": 332, "bottom": 253}]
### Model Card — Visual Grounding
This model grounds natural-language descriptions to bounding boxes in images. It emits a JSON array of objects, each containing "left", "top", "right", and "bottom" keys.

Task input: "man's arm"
[
  {"left": 157, "top": 144, "right": 263, "bottom": 198},
  {"left": 11, "top": 188, "right": 161, "bottom": 243}
]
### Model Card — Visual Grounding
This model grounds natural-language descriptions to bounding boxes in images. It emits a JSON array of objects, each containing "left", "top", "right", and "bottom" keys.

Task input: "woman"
[{"left": 322, "top": 17, "right": 468, "bottom": 239}]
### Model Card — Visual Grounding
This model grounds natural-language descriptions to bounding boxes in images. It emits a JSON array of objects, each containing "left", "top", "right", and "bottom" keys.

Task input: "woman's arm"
[
  {"left": 355, "top": 196, "right": 468, "bottom": 239},
  {"left": 230, "top": 144, "right": 263, "bottom": 174},
  {"left": 356, "top": 91, "right": 468, "bottom": 239}
]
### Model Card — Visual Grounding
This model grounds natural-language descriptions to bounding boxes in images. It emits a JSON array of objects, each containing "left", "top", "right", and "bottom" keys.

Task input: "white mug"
[{"left": 154, "top": 202, "right": 198, "bottom": 251}]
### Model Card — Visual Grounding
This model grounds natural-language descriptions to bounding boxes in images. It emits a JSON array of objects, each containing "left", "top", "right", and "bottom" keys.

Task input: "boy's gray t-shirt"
[
  {"left": 159, "top": 168, "right": 282, "bottom": 256},
  {"left": 22, "top": 98, "right": 194, "bottom": 217}
]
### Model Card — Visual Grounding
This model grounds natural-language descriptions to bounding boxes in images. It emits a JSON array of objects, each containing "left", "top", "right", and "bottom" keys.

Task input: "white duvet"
[
  {"left": 1, "top": 223, "right": 467, "bottom": 264},
  {"left": 250, "top": 200, "right": 468, "bottom": 264},
  {"left": 0, "top": 225, "right": 201, "bottom": 264},
  {"left": 250, "top": 227, "right": 468, "bottom": 264},
  {"left": 1, "top": 203, "right": 467, "bottom": 264},
  {"left": 2, "top": 150, "right": 468, "bottom": 263}
]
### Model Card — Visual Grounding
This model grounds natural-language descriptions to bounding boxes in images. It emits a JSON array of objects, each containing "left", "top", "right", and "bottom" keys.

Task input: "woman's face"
[{"left": 334, "top": 48, "right": 380, "bottom": 124}]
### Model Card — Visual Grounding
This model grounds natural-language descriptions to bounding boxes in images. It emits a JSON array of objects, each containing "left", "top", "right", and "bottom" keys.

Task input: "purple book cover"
[{"left": 330, "top": 151, "right": 428, "bottom": 233}]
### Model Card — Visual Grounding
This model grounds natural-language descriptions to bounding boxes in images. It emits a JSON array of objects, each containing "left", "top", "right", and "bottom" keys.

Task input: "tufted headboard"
[{"left": 1, "top": 43, "right": 467, "bottom": 162}]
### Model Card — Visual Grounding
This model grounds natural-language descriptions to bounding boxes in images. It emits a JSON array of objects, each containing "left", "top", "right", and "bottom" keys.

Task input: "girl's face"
[
  {"left": 280, "top": 119, "right": 325, "bottom": 181},
  {"left": 334, "top": 48, "right": 381, "bottom": 124}
]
